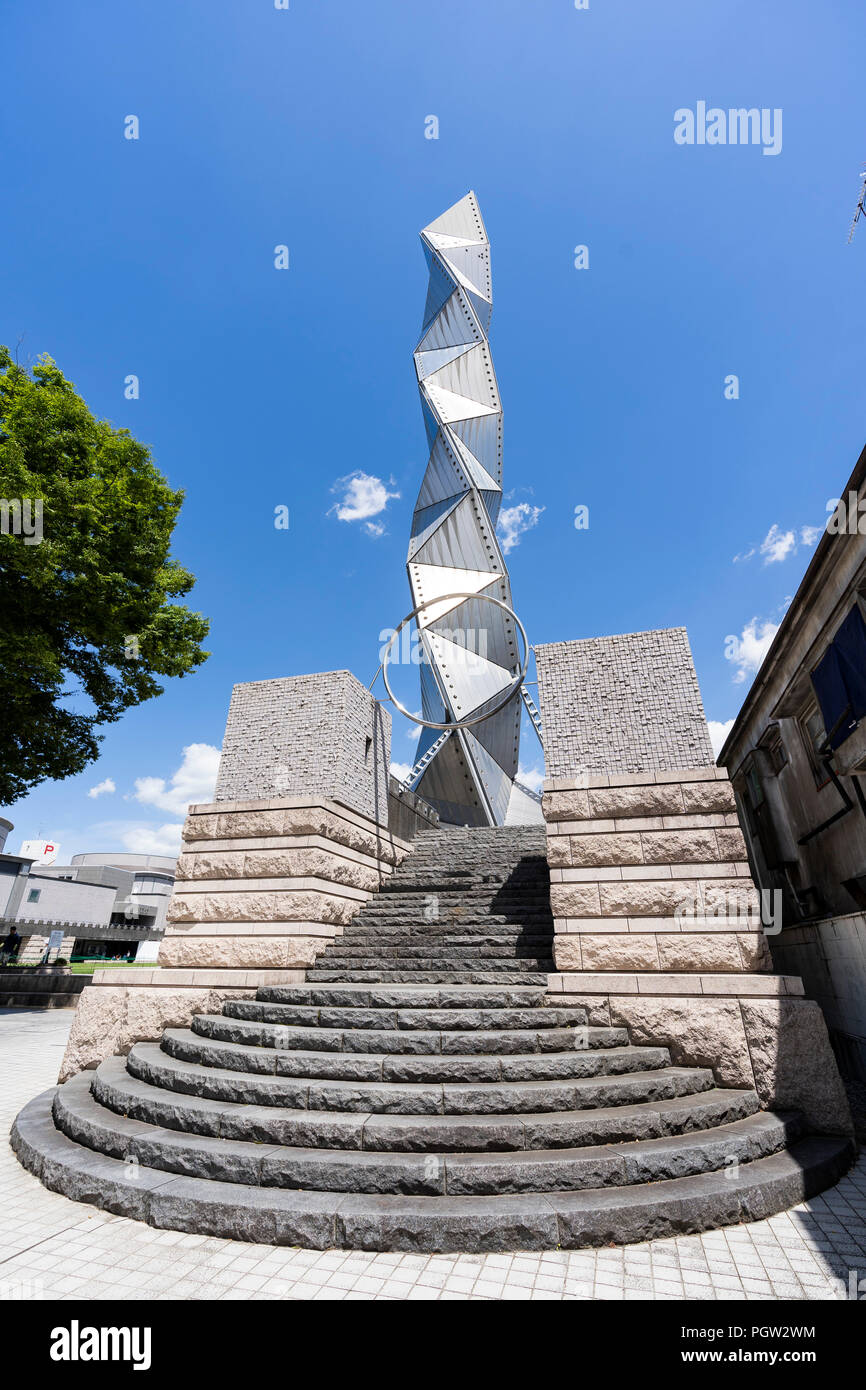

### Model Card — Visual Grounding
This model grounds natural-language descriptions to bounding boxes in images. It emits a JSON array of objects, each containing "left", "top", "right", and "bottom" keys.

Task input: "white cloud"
[
  {"left": 390, "top": 761, "right": 413, "bottom": 782},
  {"left": 708, "top": 719, "right": 735, "bottom": 757},
  {"left": 329, "top": 471, "right": 400, "bottom": 527},
  {"left": 406, "top": 712, "right": 422, "bottom": 742},
  {"left": 118, "top": 822, "right": 185, "bottom": 856},
  {"left": 497, "top": 502, "right": 544, "bottom": 555},
  {"left": 725, "top": 617, "right": 780, "bottom": 684},
  {"left": 517, "top": 764, "right": 544, "bottom": 793},
  {"left": 363, "top": 520, "right": 386, "bottom": 538},
  {"left": 760, "top": 524, "right": 796, "bottom": 565},
  {"left": 87, "top": 777, "right": 116, "bottom": 800},
  {"left": 133, "top": 743, "right": 221, "bottom": 818},
  {"left": 735, "top": 521, "right": 822, "bottom": 566}
]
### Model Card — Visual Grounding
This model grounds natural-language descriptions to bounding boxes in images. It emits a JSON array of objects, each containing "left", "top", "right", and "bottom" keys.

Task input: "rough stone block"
[
  {"left": 681, "top": 782, "right": 737, "bottom": 815},
  {"left": 549, "top": 883, "right": 602, "bottom": 919},
  {"left": 741, "top": 999, "right": 854, "bottom": 1137},
  {"left": 640, "top": 830, "right": 720, "bottom": 865},
  {"left": 578, "top": 935, "right": 661, "bottom": 971},
  {"left": 569, "top": 833, "right": 643, "bottom": 868}
]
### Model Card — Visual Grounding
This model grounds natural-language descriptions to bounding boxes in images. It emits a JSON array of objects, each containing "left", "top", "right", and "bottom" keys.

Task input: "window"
[
  {"left": 810, "top": 604, "right": 866, "bottom": 749},
  {"left": 758, "top": 726, "right": 788, "bottom": 775},
  {"left": 799, "top": 703, "right": 835, "bottom": 788},
  {"left": 27, "top": 888, "right": 41, "bottom": 903},
  {"left": 744, "top": 760, "right": 764, "bottom": 809}
]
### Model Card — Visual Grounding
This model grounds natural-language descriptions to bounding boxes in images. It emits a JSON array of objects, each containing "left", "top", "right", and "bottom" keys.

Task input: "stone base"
[
  {"left": 547, "top": 973, "right": 854, "bottom": 1137},
  {"left": 57, "top": 972, "right": 307, "bottom": 1083},
  {"left": 58, "top": 793, "right": 411, "bottom": 1083}
]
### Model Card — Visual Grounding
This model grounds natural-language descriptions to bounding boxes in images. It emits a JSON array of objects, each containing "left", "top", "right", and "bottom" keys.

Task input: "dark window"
[
  {"left": 810, "top": 605, "right": 866, "bottom": 748},
  {"left": 27, "top": 888, "right": 41, "bottom": 903}
]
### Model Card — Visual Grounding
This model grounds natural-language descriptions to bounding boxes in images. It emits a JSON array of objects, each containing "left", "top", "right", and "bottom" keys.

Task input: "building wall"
[
  {"left": 15, "top": 875, "right": 115, "bottom": 927},
  {"left": 214, "top": 671, "right": 392, "bottom": 826},
  {"left": 718, "top": 444, "right": 866, "bottom": 1080},
  {"left": 0, "top": 861, "right": 22, "bottom": 917},
  {"left": 536, "top": 629, "right": 714, "bottom": 778},
  {"left": 770, "top": 913, "right": 866, "bottom": 1081}
]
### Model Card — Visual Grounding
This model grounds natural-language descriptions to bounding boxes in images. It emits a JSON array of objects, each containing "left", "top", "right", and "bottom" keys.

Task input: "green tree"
[{"left": 0, "top": 347, "right": 210, "bottom": 804}]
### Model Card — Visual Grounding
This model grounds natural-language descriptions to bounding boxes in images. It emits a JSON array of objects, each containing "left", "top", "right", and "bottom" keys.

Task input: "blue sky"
[{"left": 2, "top": 0, "right": 865, "bottom": 858}]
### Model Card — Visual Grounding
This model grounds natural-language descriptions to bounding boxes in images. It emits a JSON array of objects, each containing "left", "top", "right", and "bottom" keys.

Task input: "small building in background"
[
  {"left": 0, "top": 830, "right": 176, "bottom": 965},
  {"left": 719, "top": 441, "right": 866, "bottom": 1081}
]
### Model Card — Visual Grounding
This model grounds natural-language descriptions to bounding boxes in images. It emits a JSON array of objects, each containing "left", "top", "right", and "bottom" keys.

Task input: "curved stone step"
[
  {"left": 51, "top": 1072, "right": 802, "bottom": 1196},
  {"left": 338, "top": 932, "right": 555, "bottom": 945},
  {"left": 192, "top": 1012, "right": 623, "bottom": 1057},
  {"left": 321, "top": 944, "right": 554, "bottom": 959},
  {"left": 126, "top": 1044, "right": 708, "bottom": 1116},
  {"left": 225, "top": 1001, "right": 585, "bottom": 1032},
  {"left": 305, "top": 971, "right": 554, "bottom": 985},
  {"left": 91, "top": 1057, "right": 733, "bottom": 1150},
  {"left": 15, "top": 1086, "right": 851, "bottom": 1251},
  {"left": 161, "top": 1027, "right": 670, "bottom": 1084},
  {"left": 255, "top": 984, "right": 551, "bottom": 1009},
  {"left": 309, "top": 957, "right": 553, "bottom": 971}
]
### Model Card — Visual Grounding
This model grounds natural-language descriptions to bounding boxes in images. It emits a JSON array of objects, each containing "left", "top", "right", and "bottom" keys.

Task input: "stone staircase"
[{"left": 12, "top": 827, "right": 854, "bottom": 1252}]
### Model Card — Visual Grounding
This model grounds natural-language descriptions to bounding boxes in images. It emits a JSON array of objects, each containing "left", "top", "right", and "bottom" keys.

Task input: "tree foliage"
[{"left": 0, "top": 347, "right": 210, "bottom": 803}]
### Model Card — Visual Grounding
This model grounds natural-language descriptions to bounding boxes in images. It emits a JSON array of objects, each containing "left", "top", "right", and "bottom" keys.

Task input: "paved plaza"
[{"left": 1, "top": 1009, "right": 864, "bottom": 1302}]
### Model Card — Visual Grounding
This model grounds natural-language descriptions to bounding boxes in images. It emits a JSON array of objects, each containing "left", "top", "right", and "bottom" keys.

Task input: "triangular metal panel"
[
  {"left": 423, "top": 382, "right": 499, "bottom": 426},
  {"left": 422, "top": 191, "right": 488, "bottom": 246},
  {"left": 409, "top": 562, "right": 501, "bottom": 628},
  {"left": 481, "top": 488, "right": 502, "bottom": 526},
  {"left": 462, "top": 729, "right": 513, "bottom": 824},
  {"left": 439, "top": 244, "right": 491, "bottom": 302},
  {"left": 416, "top": 433, "right": 471, "bottom": 509},
  {"left": 410, "top": 492, "right": 501, "bottom": 573},
  {"left": 414, "top": 342, "right": 474, "bottom": 381},
  {"left": 448, "top": 433, "right": 501, "bottom": 493},
  {"left": 471, "top": 697, "right": 521, "bottom": 777},
  {"left": 408, "top": 493, "right": 465, "bottom": 559},
  {"left": 427, "top": 342, "right": 499, "bottom": 414},
  {"left": 450, "top": 413, "right": 502, "bottom": 481},
  {"left": 421, "top": 246, "right": 456, "bottom": 331},
  {"left": 426, "top": 633, "right": 513, "bottom": 719},
  {"left": 431, "top": 586, "right": 517, "bottom": 672},
  {"left": 416, "top": 291, "right": 481, "bottom": 354},
  {"left": 466, "top": 287, "right": 493, "bottom": 334},
  {"left": 420, "top": 393, "right": 440, "bottom": 451}
]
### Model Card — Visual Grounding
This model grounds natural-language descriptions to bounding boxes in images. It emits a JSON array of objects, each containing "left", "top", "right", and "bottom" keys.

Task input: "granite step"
[
  {"left": 321, "top": 943, "right": 554, "bottom": 958},
  {"left": 303, "top": 971, "right": 554, "bottom": 985},
  {"left": 51, "top": 1071, "right": 802, "bottom": 1196},
  {"left": 191, "top": 1013, "right": 622, "bottom": 1057},
  {"left": 160, "top": 1028, "right": 670, "bottom": 1084},
  {"left": 126, "top": 1043, "right": 706, "bottom": 1116},
  {"left": 89, "top": 1058, "right": 745, "bottom": 1151},
  {"left": 19, "top": 1086, "right": 850, "bottom": 1252},
  {"left": 254, "top": 984, "right": 552, "bottom": 1008},
  {"left": 223, "top": 1001, "right": 586, "bottom": 1032}
]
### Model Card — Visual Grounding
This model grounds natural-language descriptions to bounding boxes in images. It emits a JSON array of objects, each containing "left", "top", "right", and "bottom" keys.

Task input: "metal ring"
[{"left": 381, "top": 591, "right": 529, "bottom": 730}]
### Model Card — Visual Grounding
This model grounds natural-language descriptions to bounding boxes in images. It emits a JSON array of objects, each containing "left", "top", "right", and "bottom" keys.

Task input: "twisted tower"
[{"left": 406, "top": 192, "right": 523, "bottom": 826}]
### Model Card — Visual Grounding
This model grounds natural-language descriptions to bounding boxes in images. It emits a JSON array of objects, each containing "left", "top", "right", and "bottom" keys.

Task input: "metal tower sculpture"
[{"left": 404, "top": 192, "right": 526, "bottom": 826}]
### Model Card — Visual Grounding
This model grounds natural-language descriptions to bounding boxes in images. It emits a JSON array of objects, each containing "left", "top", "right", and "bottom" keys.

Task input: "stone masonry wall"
[
  {"left": 542, "top": 769, "right": 852, "bottom": 1135},
  {"left": 214, "top": 671, "right": 391, "bottom": 827},
  {"left": 535, "top": 629, "right": 715, "bottom": 778}
]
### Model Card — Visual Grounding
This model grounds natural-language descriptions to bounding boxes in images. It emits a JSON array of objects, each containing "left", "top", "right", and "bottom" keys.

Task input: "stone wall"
[
  {"left": 214, "top": 671, "right": 391, "bottom": 827},
  {"left": 58, "top": 795, "right": 410, "bottom": 1081},
  {"left": 535, "top": 629, "right": 714, "bottom": 778},
  {"left": 542, "top": 768, "right": 852, "bottom": 1136}
]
